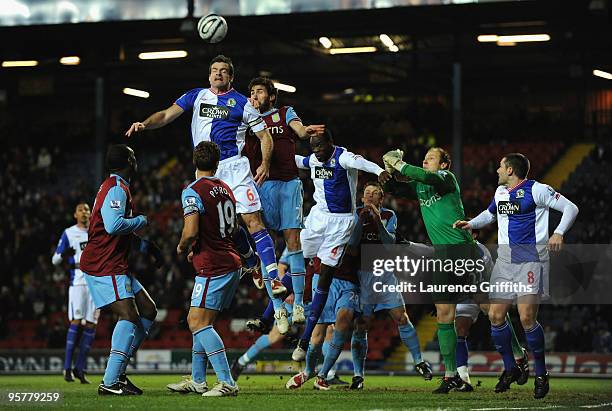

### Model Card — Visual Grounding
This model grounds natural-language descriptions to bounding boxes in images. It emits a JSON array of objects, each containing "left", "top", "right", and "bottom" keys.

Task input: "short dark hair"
[
  {"left": 248, "top": 77, "right": 277, "bottom": 102},
  {"left": 503, "top": 153, "right": 530, "bottom": 179},
  {"left": 363, "top": 181, "right": 384, "bottom": 195},
  {"left": 429, "top": 147, "right": 451, "bottom": 169},
  {"left": 106, "top": 144, "right": 132, "bottom": 172},
  {"left": 193, "top": 141, "right": 220, "bottom": 172},
  {"left": 209, "top": 54, "right": 234, "bottom": 77}
]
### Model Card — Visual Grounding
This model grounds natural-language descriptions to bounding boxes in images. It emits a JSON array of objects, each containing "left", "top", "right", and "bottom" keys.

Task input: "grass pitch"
[{"left": 1, "top": 374, "right": 611, "bottom": 410}]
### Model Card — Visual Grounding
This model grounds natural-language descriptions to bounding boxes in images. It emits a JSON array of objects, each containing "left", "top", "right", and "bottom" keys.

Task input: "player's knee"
[
  {"left": 284, "top": 231, "right": 301, "bottom": 251},
  {"left": 141, "top": 302, "right": 158, "bottom": 322},
  {"left": 244, "top": 213, "right": 264, "bottom": 233},
  {"left": 335, "top": 311, "right": 354, "bottom": 332},
  {"left": 455, "top": 318, "right": 471, "bottom": 336},
  {"left": 519, "top": 313, "right": 537, "bottom": 330},
  {"left": 392, "top": 311, "right": 409, "bottom": 326},
  {"left": 488, "top": 310, "right": 506, "bottom": 326}
]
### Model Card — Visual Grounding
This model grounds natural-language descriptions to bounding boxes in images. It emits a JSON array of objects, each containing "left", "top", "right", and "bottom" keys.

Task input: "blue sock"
[
  {"left": 74, "top": 327, "right": 95, "bottom": 371},
  {"left": 261, "top": 300, "right": 275, "bottom": 326},
  {"left": 194, "top": 326, "right": 234, "bottom": 385},
  {"left": 351, "top": 330, "right": 368, "bottom": 377},
  {"left": 456, "top": 336, "right": 469, "bottom": 368},
  {"left": 300, "top": 287, "right": 329, "bottom": 341},
  {"left": 192, "top": 333, "right": 207, "bottom": 384},
  {"left": 252, "top": 229, "right": 278, "bottom": 280},
  {"left": 104, "top": 320, "right": 136, "bottom": 386},
  {"left": 318, "top": 330, "right": 346, "bottom": 378},
  {"left": 525, "top": 322, "right": 547, "bottom": 376},
  {"left": 121, "top": 317, "right": 154, "bottom": 375},
  {"left": 305, "top": 343, "right": 322, "bottom": 377},
  {"left": 399, "top": 321, "right": 423, "bottom": 364},
  {"left": 239, "top": 335, "right": 270, "bottom": 366},
  {"left": 322, "top": 340, "right": 331, "bottom": 362},
  {"left": 491, "top": 321, "right": 516, "bottom": 372},
  {"left": 64, "top": 324, "right": 79, "bottom": 370},
  {"left": 287, "top": 251, "right": 306, "bottom": 307},
  {"left": 261, "top": 262, "right": 283, "bottom": 311},
  {"left": 234, "top": 226, "right": 258, "bottom": 268},
  {"left": 281, "top": 272, "right": 294, "bottom": 294}
]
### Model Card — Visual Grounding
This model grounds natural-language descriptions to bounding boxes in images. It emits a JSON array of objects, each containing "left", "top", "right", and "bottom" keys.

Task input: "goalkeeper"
[{"left": 380, "top": 147, "right": 478, "bottom": 394}]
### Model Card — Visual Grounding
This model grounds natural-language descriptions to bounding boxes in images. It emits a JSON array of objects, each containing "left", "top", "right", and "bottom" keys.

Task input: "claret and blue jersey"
[{"left": 174, "top": 87, "right": 266, "bottom": 160}]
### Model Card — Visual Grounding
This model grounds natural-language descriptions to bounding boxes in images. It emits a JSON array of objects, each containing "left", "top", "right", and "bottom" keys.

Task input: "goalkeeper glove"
[{"left": 382, "top": 149, "right": 407, "bottom": 173}]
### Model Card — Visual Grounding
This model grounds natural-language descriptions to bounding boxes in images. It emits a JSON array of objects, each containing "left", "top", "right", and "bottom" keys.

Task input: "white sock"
[{"left": 457, "top": 365, "right": 471, "bottom": 384}]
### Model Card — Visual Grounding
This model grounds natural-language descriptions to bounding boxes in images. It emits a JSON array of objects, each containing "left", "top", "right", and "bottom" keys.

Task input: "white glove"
[{"left": 383, "top": 149, "right": 406, "bottom": 172}]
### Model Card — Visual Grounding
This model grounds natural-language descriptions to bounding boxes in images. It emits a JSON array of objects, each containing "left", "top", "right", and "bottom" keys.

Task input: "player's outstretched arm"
[
  {"left": 339, "top": 150, "right": 385, "bottom": 176},
  {"left": 289, "top": 119, "right": 325, "bottom": 140},
  {"left": 457, "top": 208, "right": 497, "bottom": 231},
  {"left": 125, "top": 104, "right": 184, "bottom": 137},
  {"left": 101, "top": 186, "right": 148, "bottom": 235},
  {"left": 383, "top": 149, "right": 454, "bottom": 191}
]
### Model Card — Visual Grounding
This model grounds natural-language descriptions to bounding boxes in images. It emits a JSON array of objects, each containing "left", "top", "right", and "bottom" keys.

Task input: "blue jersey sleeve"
[
  {"left": 55, "top": 230, "right": 69, "bottom": 255},
  {"left": 175, "top": 88, "right": 203, "bottom": 111},
  {"left": 101, "top": 186, "right": 147, "bottom": 235},
  {"left": 181, "top": 187, "right": 204, "bottom": 217},
  {"left": 285, "top": 106, "right": 301, "bottom": 124},
  {"left": 487, "top": 198, "right": 496, "bottom": 214}
]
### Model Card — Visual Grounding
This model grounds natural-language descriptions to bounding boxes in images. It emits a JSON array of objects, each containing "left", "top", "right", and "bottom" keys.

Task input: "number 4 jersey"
[{"left": 181, "top": 176, "right": 242, "bottom": 277}]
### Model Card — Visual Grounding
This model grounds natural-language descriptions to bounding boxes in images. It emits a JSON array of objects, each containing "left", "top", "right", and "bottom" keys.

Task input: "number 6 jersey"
[{"left": 181, "top": 176, "right": 242, "bottom": 277}]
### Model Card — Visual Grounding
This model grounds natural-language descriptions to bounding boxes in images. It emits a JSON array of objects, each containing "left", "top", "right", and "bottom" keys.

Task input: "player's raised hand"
[
  {"left": 366, "top": 203, "right": 382, "bottom": 224},
  {"left": 305, "top": 124, "right": 325, "bottom": 137},
  {"left": 254, "top": 163, "right": 269, "bottom": 186},
  {"left": 378, "top": 170, "right": 392, "bottom": 185},
  {"left": 453, "top": 220, "right": 471, "bottom": 230},
  {"left": 548, "top": 233, "right": 563, "bottom": 251},
  {"left": 382, "top": 149, "right": 406, "bottom": 172},
  {"left": 125, "top": 122, "right": 145, "bottom": 137}
]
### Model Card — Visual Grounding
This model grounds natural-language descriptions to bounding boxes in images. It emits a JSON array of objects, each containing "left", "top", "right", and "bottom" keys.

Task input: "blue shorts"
[
  {"left": 258, "top": 178, "right": 303, "bottom": 231},
  {"left": 191, "top": 270, "right": 240, "bottom": 311},
  {"left": 312, "top": 275, "right": 360, "bottom": 324},
  {"left": 84, "top": 273, "right": 144, "bottom": 309},
  {"left": 358, "top": 270, "right": 405, "bottom": 317}
]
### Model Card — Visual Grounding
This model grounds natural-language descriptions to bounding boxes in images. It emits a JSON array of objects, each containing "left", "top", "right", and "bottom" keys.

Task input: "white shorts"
[
  {"left": 68, "top": 285, "right": 100, "bottom": 324},
  {"left": 301, "top": 207, "right": 354, "bottom": 267},
  {"left": 489, "top": 259, "right": 549, "bottom": 300},
  {"left": 215, "top": 156, "right": 261, "bottom": 214},
  {"left": 456, "top": 302, "right": 481, "bottom": 323}
]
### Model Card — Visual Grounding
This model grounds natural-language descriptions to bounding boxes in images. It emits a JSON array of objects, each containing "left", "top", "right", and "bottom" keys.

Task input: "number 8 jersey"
[{"left": 181, "top": 176, "right": 242, "bottom": 277}]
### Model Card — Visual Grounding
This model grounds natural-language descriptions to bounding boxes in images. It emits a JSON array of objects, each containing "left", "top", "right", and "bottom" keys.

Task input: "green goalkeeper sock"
[
  {"left": 437, "top": 322, "right": 457, "bottom": 377},
  {"left": 507, "top": 314, "right": 525, "bottom": 358}
]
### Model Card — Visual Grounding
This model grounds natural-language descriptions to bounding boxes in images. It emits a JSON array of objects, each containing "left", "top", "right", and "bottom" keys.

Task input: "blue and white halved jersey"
[
  {"left": 52, "top": 225, "right": 88, "bottom": 286},
  {"left": 175, "top": 88, "right": 266, "bottom": 161},
  {"left": 296, "top": 146, "right": 384, "bottom": 214},
  {"left": 489, "top": 179, "right": 561, "bottom": 263}
]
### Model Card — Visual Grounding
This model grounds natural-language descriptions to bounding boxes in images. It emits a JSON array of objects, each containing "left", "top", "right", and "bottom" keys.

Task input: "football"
[{"left": 197, "top": 14, "right": 227, "bottom": 43}]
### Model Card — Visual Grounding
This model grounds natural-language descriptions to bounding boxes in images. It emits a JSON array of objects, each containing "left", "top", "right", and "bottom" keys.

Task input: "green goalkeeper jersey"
[{"left": 387, "top": 163, "right": 474, "bottom": 245}]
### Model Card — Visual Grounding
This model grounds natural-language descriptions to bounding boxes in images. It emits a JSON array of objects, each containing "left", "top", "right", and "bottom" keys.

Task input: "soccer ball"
[{"left": 197, "top": 14, "right": 228, "bottom": 44}]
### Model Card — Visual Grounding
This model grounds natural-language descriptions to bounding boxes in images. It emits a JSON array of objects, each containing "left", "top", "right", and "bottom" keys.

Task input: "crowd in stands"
[{"left": 0, "top": 123, "right": 610, "bottom": 355}]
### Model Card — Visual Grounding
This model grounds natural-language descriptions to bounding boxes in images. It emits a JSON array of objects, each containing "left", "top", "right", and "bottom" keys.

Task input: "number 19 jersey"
[{"left": 181, "top": 176, "right": 242, "bottom": 277}]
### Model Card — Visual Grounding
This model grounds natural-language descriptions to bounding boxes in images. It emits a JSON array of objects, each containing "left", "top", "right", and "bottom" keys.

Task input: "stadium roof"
[{"left": 0, "top": 0, "right": 610, "bottom": 100}]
